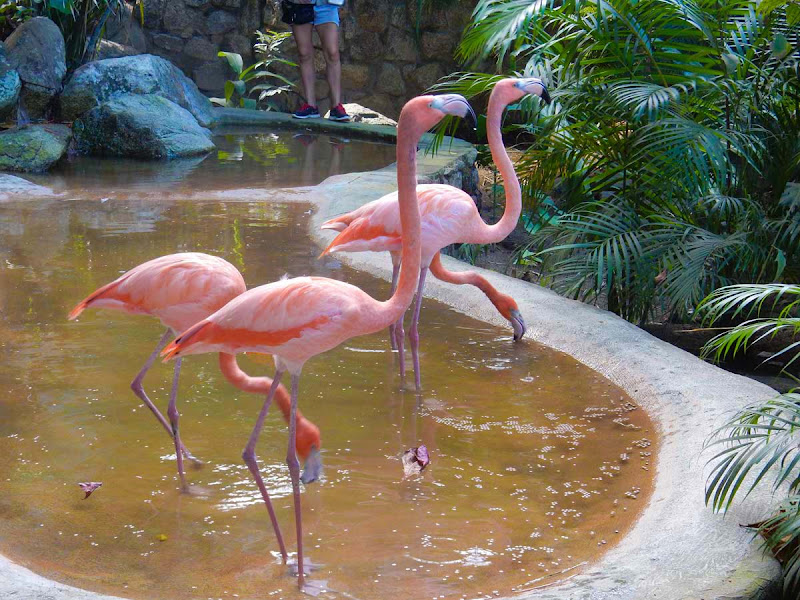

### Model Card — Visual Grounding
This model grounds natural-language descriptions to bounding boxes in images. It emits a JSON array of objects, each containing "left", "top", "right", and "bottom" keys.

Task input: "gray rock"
[
  {"left": 0, "top": 173, "right": 56, "bottom": 199},
  {"left": 5, "top": 17, "right": 66, "bottom": 119},
  {"left": 184, "top": 37, "right": 219, "bottom": 62},
  {"left": 0, "top": 44, "right": 21, "bottom": 121},
  {"left": 104, "top": 2, "right": 148, "bottom": 52},
  {"left": 193, "top": 60, "right": 228, "bottom": 92},
  {"left": 60, "top": 54, "right": 214, "bottom": 127},
  {"left": 207, "top": 10, "right": 238, "bottom": 35},
  {"left": 152, "top": 34, "right": 185, "bottom": 53},
  {"left": 94, "top": 40, "right": 140, "bottom": 61},
  {"left": 73, "top": 94, "right": 215, "bottom": 159},
  {"left": 164, "top": 2, "right": 200, "bottom": 38},
  {"left": 0, "top": 124, "right": 71, "bottom": 172}
]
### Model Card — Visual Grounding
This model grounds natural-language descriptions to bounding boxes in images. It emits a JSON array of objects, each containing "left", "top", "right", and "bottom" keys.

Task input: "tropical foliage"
[
  {"left": 701, "top": 283, "right": 800, "bottom": 595},
  {"left": 436, "top": 0, "right": 800, "bottom": 324},
  {"left": 1, "top": 0, "right": 127, "bottom": 70},
  {"left": 212, "top": 30, "right": 295, "bottom": 110}
]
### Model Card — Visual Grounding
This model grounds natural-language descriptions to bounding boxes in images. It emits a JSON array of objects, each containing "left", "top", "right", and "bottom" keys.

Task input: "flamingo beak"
[
  {"left": 300, "top": 446, "right": 323, "bottom": 484},
  {"left": 510, "top": 309, "right": 526, "bottom": 342},
  {"left": 431, "top": 94, "right": 477, "bottom": 127},
  {"left": 515, "top": 78, "right": 551, "bottom": 105}
]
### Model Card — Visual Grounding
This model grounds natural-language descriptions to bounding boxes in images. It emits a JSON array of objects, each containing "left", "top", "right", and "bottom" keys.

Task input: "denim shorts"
[{"left": 314, "top": 3, "right": 339, "bottom": 26}]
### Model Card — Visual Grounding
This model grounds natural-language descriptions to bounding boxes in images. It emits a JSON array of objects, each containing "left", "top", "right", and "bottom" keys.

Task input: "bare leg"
[
  {"left": 166, "top": 357, "right": 188, "bottom": 491},
  {"left": 388, "top": 262, "right": 400, "bottom": 350},
  {"left": 409, "top": 267, "right": 428, "bottom": 391},
  {"left": 242, "top": 369, "right": 289, "bottom": 563},
  {"left": 291, "top": 23, "right": 316, "bottom": 106},
  {"left": 130, "top": 330, "right": 199, "bottom": 465},
  {"left": 316, "top": 22, "right": 342, "bottom": 107},
  {"left": 286, "top": 374, "right": 305, "bottom": 589},
  {"left": 395, "top": 310, "right": 406, "bottom": 378}
]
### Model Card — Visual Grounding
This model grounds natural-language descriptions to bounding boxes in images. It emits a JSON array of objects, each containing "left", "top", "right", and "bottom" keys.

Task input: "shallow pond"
[{"left": 0, "top": 132, "right": 656, "bottom": 600}]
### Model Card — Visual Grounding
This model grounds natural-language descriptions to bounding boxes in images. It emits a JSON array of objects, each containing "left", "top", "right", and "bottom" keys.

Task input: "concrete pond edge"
[{"left": 0, "top": 121, "right": 785, "bottom": 600}]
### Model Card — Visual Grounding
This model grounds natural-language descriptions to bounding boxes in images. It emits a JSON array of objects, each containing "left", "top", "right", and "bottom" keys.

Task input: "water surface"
[{"left": 0, "top": 138, "right": 656, "bottom": 600}]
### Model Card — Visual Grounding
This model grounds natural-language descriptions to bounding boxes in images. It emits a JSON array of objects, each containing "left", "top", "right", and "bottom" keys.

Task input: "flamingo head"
[
  {"left": 495, "top": 294, "right": 527, "bottom": 341},
  {"left": 500, "top": 77, "right": 551, "bottom": 105},
  {"left": 297, "top": 419, "right": 323, "bottom": 484},
  {"left": 405, "top": 94, "right": 476, "bottom": 132}
]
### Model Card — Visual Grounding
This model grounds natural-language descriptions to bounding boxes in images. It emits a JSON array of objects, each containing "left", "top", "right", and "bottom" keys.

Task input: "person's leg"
[
  {"left": 291, "top": 23, "right": 317, "bottom": 109},
  {"left": 315, "top": 22, "right": 341, "bottom": 108}
]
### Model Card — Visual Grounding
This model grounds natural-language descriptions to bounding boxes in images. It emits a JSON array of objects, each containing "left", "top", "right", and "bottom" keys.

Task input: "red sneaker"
[{"left": 328, "top": 103, "right": 350, "bottom": 122}]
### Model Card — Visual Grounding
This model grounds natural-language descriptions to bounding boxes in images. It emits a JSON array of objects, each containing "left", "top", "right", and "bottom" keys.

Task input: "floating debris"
[
  {"left": 402, "top": 445, "right": 430, "bottom": 477},
  {"left": 78, "top": 482, "right": 102, "bottom": 499}
]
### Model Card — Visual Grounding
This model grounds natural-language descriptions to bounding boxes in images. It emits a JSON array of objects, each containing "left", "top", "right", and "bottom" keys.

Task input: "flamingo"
[
  {"left": 67, "top": 254, "right": 323, "bottom": 554},
  {"left": 159, "top": 94, "right": 475, "bottom": 589},
  {"left": 319, "top": 77, "right": 550, "bottom": 390}
]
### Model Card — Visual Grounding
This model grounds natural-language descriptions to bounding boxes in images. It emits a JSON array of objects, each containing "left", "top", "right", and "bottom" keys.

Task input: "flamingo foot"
[{"left": 181, "top": 445, "right": 204, "bottom": 468}]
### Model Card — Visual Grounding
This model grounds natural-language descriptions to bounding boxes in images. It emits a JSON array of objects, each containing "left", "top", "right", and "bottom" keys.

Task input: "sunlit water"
[{"left": 0, "top": 131, "right": 656, "bottom": 600}]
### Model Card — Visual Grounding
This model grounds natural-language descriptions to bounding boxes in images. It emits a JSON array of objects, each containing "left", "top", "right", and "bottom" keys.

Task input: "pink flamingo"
[
  {"left": 320, "top": 78, "right": 550, "bottom": 389},
  {"left": 67, "top": 254, "right": 322, "bottom": 511},
  {"left": 160, "top": 94, "right": 475, "bottom": 589}
]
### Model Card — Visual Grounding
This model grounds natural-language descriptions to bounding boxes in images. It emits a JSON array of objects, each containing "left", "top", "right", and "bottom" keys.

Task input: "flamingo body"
[
  {"left": 69, "top": 253, "right": 246, "bottom": 332},
  {"left": 167, "top": 276, "right": 383, "bottom": 373},
  {"left": 322, "top": 184, "right": 478, "bottom": 266}
]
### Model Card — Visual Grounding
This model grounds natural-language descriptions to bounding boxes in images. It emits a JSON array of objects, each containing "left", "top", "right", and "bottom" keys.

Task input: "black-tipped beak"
[
  {"left": 432, "top": 94, "right": 476, "bottom": 127},
  {"left": 540, "top": 86, "right": 552, "bottom": 105},
  {"left": 300, "top": 447, "right": 323, "bottom": 484},
  {"left": 510, "top": 309, "right": 526, "bottom": 342}
]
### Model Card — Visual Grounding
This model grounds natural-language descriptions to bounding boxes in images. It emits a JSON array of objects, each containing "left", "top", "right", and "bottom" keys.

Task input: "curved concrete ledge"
[{"left": 0, "top": 134, "right": 783, "bottom": 600}]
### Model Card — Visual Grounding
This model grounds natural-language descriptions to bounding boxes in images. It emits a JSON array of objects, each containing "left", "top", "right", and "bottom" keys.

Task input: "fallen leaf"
[
  {"left": 402, "top": 445, "right": 430, "bottom": 477},
  {"left": 157, "top": 534, "right": 168, "bottom": 542},
  {"left": 78, "top": 481, "right": 102, "bottom": 499}
]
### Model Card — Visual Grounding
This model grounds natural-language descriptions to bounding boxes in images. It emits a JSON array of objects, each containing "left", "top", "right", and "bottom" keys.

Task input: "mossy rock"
[
  {"left": 0, "top": 124, "right": 71, "bottom": 172},
  {"left": 73, "top": 93, "right": 214, "bottom": 159}
]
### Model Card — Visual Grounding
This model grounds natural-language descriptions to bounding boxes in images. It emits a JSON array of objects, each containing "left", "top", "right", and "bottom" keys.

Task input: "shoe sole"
[
  {"left": 328, "top": 116, "right": 350, "bottom": 122},
  {"left": 293, "top": 114, "right": 320, "bottom": 119}
]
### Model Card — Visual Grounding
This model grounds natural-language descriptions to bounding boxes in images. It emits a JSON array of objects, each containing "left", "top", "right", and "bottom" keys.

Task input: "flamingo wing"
[
  {"left": 320, "top": 184, "right": 480, "bottom": 261},
  {"left": 163, "top": 276, "right": 377, "bottom": 367},
  {"left": 68, "top": 253, "right": 246, "bottom": 332}
]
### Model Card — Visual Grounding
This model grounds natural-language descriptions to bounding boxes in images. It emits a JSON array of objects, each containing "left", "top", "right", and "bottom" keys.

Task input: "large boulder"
[
  {"left": 60, "top": 54, "right": 215, "bottom": 127},
  {"left": 4, "top": 17, "right": 66, "bottom": 119},
  {"left": 0, "top": 124, "right": 71, "bottom": 172},
  {"left": 0, "top": 43, "right": 21, "bottom": 121},
  {"left": 73, "top": 93, "right": 215, "bottom": 159}
]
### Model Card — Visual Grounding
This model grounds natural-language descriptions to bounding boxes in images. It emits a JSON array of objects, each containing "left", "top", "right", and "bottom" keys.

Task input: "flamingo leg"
[
  {"left": 166, "top": 357, "right": 188, "bottom": 491},
  {"left": 408, "top": 267, "right": 428, "bottom": 391},
  {"left": 287, "top": 374, "right": 305, "bottom": 589},
  {"left": 242, "top": 369, "right": 289, "bottom": 563},
  {"left": 130, "top": 330, "right": 200, "bottom": 466},
  {"left": 388, "top": 262, "right": 400, "bottom": 351}
]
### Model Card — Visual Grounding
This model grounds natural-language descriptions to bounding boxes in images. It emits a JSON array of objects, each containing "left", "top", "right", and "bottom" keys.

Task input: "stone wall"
[{"left": 111, "top": 0, "right": 475, "bottom": 118}]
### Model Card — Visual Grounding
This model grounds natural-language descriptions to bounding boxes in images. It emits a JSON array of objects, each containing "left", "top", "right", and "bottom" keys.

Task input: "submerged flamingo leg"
[
  {"left": 166, "top": 357, "right": 188, "bottom": 491},
  {"left": 395, "top": 309, "right": 406, "bottom": 377},
  {"left": 408, "top": 267, "right": 428, "bottom": 391},
  {"left": 242, "top": 370, "right": 289, "bottom": 563},
  {"left": 388, "top": 262, "right": 400, "bottom": 351},
  {"left": 131, "top": 330, "right": 199, "bottom": 465},
  {"left": 287, "top": 374, "right": 305, "bottom": 589}
]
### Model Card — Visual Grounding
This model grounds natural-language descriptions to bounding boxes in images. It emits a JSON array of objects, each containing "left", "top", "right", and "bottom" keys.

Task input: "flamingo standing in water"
[
  {"left": 320, "top": 78, "right": 550, "bottom": 390},
  {"left": 68, "top": 253, "right": 322, "bottom": 561},
  {"left": 160, "top": 94, "right": 475, "bottom": 589}
]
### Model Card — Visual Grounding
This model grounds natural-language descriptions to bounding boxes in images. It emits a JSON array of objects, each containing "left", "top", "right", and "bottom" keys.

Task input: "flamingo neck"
[
  {"left": 380, "top": 109, "right": 423, "bottom": 326},
  {"left": 470, "top": 88, "right": 522, "bottom": 244},
  {"left": 218, "top": 353, "right": 301, "bottom": 426},
  {"left": 429, "top": 253, "right": 507, "bottom": 316}
]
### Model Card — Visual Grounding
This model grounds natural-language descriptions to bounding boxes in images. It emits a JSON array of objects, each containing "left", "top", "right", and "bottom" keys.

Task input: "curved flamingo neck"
[
  {"left": 218, "top": 353, "right": 306, "bottom": 428},
  {"left": 429, "top": 253, "right": 509, "bottom": 318},
  {"left": 379, "top": 104, "right": 425, "bottom": 326},
  {"left": 470, "top": 85, "right": 522, "bottom": 245}
]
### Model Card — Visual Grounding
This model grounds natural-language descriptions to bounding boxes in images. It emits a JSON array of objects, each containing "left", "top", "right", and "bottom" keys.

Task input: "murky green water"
[{"left": 0, "top": 133, "right": 656, "bottom": 600}]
